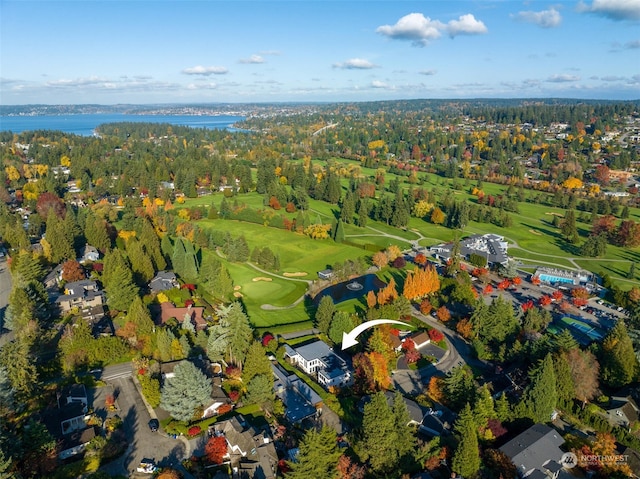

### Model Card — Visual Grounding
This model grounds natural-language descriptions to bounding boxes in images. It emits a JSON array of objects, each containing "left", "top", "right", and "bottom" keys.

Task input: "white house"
[{"left": 284, "top": 340, "right": 352, "bottom": 389}]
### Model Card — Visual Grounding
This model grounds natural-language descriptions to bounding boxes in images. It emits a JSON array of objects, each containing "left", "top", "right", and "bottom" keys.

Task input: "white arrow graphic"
[{"left": 341, "top": 319, "right": 412, "bottom": 350}]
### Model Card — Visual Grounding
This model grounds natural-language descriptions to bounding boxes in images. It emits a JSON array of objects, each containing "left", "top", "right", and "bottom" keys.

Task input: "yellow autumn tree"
[{"left": 563, "top": 177, "right": 583, "bottom": 189}]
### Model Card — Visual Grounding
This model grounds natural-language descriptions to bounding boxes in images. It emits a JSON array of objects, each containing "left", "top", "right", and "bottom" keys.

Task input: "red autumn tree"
[
  {"left": 531, "top": 276, "right": 541, "bottom": 285},
  {"left": 428, "top": 329, "right": 444, "bottom": 342},
  {"left": 551, "top": 290, "right": 564, "bottom": 302},
  {"left": 571, "top": 287, "right": 589, "bottom": 300},
  {"left": 268, "top": 196, "right": 281, "bottom": 210},
  {"left": 61, "top": 259, "right": 85, "bottom": 282},
  {"left": 414, "top": 253, "right": 427, "bottom": 266},
  {"left": 616, "top": 220, "right": 640, "bottom": 247},
  {"left": 521, "top": 300, "right": 534, "bottom": 312},
  {"left": 592, "top": 215, "right": 617, "bottom": 238},
  {"left": 594, "top": 164, "right": 610, "bottom": 186},
  {"left": 539, "top": 295, "right": 552, "bottom": 306},
  {"left": 36, "top": 191, "right": 66, "bottom": 219},
  {"left": 512, "top": 276, "right": 522, "bottom": 286},
  {"left": 205, "top": 435, "right": 228, "bottom": 464},
  {"left": 483, "top": 284, "right": 494, "bottom": 295},
  {"left": 338, "top": 455, "right": 366, "bottom": 479},
  {"left": 497, "top": 279, "right": 510, "bottom": 290},
  {"left": 285, "top": 202, "right": 296, "bottom": 213}
]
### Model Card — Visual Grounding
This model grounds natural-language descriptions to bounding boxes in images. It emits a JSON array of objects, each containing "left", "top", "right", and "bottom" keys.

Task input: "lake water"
[
  {"left": 0, "top": 113, "right": 245, "bottom": 136},
  {"left": 314, "top": 274, "right": 387, "bottom": 305}
]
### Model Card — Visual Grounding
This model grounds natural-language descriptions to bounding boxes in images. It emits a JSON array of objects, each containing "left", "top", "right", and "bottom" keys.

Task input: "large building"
[
  {"left": 430, "top": 233, "right": 509, "bottom": 267},
  {"left": 284, "top": 340, "right": 352, "bottom": 389}
]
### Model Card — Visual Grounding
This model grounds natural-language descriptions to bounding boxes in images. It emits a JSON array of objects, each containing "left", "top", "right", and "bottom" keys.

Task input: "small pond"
[{"left": 314, "top": 274, "right": 387, "bottom": 305}]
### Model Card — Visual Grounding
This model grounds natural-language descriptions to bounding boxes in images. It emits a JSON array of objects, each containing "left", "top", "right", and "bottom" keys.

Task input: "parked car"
[
  {"left": 148, "top": 419, "right": 159, "bottom": 432},
  {"left": 137, "top": 460, "right": 157, "bottom": 474}
]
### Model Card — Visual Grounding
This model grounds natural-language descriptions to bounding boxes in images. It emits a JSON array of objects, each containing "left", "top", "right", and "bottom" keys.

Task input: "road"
[
  {"left": 98, "top": 364, "right": 189, "bottom": 477},
  {"left": 392, "top": 307, "right": 490, "bottom": 395}
]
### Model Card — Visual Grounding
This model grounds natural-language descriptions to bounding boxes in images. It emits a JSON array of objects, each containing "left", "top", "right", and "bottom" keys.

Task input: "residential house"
[
  {"left": 210, "top": 416, "right": 278, "bottom": 479},
  {"left": 55, "top": 280, "right": 105, "bottom": 323},
  {"left": 272, "top": 363, "right": 322, "bottom": 423},
  {"left": 408, "top": 331, "right": 431, "bottom": 349},
  {"left": 430, "top": 233, "right": 509, "bottom": 267},
  {"left": 78, "top": 244, "right": 99, "bottom": 264},
  {"left": 202, "top": 377, "right": 231, "bottom": 418},
  {"left": 156, "top": 302, "right": 206, "bottom": 330},
  {"left": 44, "top": 384, "right": 93, "bottom": 460},
  {"left": 44, "top": 264, "right": 64, "bottom": 291},
  {"left": 284, "top": 340, "right": 352, "bottom": 390},
  {"left": 499, "top": 424, "right": 566, "bottom": 478},
  {"left": 149, "top": 270, "right": 179, "bottom": 293},
  {"left": 603, "top": 396, "right": 639, "bottom": 429}
]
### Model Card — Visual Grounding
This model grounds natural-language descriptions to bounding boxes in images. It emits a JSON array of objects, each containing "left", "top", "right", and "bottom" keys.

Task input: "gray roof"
[
  {"left": 500, "top": 424, "right": 565, "bottom": 477},
  {"left": 293, "top": 340, "right": 348, "bottom": 377},
  {"left": 431, "top": 234, "right": 509, "bottom": 266}
]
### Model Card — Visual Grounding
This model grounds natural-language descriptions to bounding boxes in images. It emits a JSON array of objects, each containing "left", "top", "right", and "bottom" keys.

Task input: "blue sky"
[{"left": 1, "top": 0, "right": 639, "bottom": 104}]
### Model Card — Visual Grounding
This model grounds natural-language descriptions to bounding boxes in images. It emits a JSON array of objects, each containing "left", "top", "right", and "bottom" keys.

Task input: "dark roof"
[
  {"left": 149, "top": 270, "right": 178, "bottom": 292},
  {"left": 61, "top": 426, "right": 96, "bottom": 452},
  {"left": 499, "top": 424, "right": 565, "bottom": 477},
  {"left": 607, "top": 396, "right": 639, "bottom": 423}
]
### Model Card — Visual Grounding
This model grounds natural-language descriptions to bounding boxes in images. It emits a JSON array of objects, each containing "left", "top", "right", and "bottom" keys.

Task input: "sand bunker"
[
  {"left": 545, "top": 212, "right": 564, "bottom": 217},
  {"left": 283, "top": 272, "right": 308, "bottom": 277},
  {"left": 233, "top": 292, "right": 244, "bottom": 298},
  {"left": 252, "top": 277, "right": 273, "bottom": 282},
  {"left": 234, "top": 285, "right": 242, "bottom": 291},
  {"left": 529, "top": 229, "right": 542, "bottom": 236}
]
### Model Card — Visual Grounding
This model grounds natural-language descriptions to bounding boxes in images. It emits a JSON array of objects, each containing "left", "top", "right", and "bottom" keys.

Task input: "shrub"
[
  {"left": 428, "top": 329, "right": 444, "bottom": 342},
  {"left": 188, "top": 425, "right": 202, "bottom": 437}
]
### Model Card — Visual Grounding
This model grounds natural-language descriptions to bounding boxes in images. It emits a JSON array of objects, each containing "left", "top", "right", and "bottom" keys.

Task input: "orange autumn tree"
[
  {"left": 366, "top": 290, "right": 377, "bottom": 309},
  {"left": 427, "top": 376, "right": 445, "bottom": 403},
  {"left": 377, "top": 278, "right": 398, "bottom": 305},
  {"left": 353, "top": 351, "right": 391, "bottom": 393},
  {"left": 402, "top": 265, "right": 440, "bottom": 301}
]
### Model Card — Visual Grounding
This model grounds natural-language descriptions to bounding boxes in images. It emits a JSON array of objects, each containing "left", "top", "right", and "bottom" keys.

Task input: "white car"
[{"left": 136, "top": 460, "right": 157, "bottom": 474}]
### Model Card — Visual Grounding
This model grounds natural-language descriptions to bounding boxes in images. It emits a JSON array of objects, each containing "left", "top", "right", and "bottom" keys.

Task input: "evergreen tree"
[
  {"left": 84, "top": 210, "right": 111, "bottom": 252},
  {"left": 600, "top": 321, "right": 639, "bottom": 388},
  {"left": 359, "top": 391, "right": 401, "bottom": 475},
  {"left": 140, "top": 218, "right": 166, "bottom": 270},
  {"left": 452, "top": 403, "right": 480, "bottom": 478},
  {"left": 171, "top": 237, "right": 187, "bottom": 278},
  {"left": 0, "top": 367, "right": 16, "bottom": 416},
  {"left": 356, "top": 198, "right": 369, "bottom": 228},
  {"left": 340, "top": 190, "right": 356, "bottom": 224},
  {"left": 628, "top": 262, "right": 636, "bottom": 280},
  {"left": 206, "top": 322, "right": 229, "bottom": 362},
  {"left": 328, "top": 311, "right": 355, "bottom": 346},
  {"left": 560, "top": 209, "right": 579, "bottom": 243},
  {"left": 126, "top": 238, "right": 155, "bottom": 284},
  {"left": 182, "top": 238, "right": 200, "bottom": 281},
  {"left": 315, "top": 296, "right": 335, "bottom": 335},
  {"left": 553, "top": 352, "right": 575, "bottom": 405},
  {"left": 376, "top": 195, "right": 393, "bottom": 225},
  {"left": 553, "top": 329, "right": 579, "bottom": 352},
  {"left": 391, "top": 190, "right": 410, "bottom": 228},
  {"left": 495, "top": 393, "right": 511, "bottom": 422},
  {"left": 126, "top": 296, "right": 154, "bottom": 337},
  {"left": 334, "top": 219, "right": 345, "bottom": 243},
  {"left": 242, "top": 341, "right": 272, "bottom": 384},
  {"left": 0, "top": 340, "right": 38, "bottom": 397},
  {"left": 444, "top": 365, "right": 476, "bottom": 411},
  {"left": 160, "top": 360, "right": 212, "bottom": 422},
  {"left": 45, "top": 210, "right": 75, "bottom": 263},
  {"left": 474, "top": 384, "right": 496, "bottom": 427},
  {"left": 244, "top": 374, "right": 275, "bottom": 408},
  {"left": 285, "top": 427, "right": 341, "bottom": 479},
  {"left": 160, "top": 234, "right": 173, "bottom": 266},
  {"left": 226, "top": 302, "right": 253, "bottom": 366},
  {"left": 523, "top": 353, "right": 557, "bottom": 423},
  {"left": 392, "top": 392, "right": 416, "bottom": 462},
  {"left": 105, "top": 264, "right": 138, "bottom": 312}
]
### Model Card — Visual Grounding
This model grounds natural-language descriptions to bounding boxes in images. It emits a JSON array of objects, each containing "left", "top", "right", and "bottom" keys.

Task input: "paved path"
[{"left": 312, "top": 122, "right": 338, "bottom": 136}]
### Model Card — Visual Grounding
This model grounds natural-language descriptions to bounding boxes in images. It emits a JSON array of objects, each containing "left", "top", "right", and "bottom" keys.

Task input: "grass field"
[{"left": 180, "top": 162, "right": 640, "bottom": 294}]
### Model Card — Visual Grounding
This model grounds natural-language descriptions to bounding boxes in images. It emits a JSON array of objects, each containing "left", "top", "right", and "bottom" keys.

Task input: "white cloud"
[
  {"left": 182, "top": 65, "right": 228, "bottom": 76},
  {"left": 333, "top": 58, "right": 377, "bottom": 69},
  {"left": 546, "top": 74, "right": 581, "bottom": 82},
  {"left": 625, "top": 39, "right": 640, "bottom": 48},
  {"left": 376, "top": 13, "right": 444, "bottom": 46},
  {"left": 376, "top": 12, "right": 487, "bottom": 45},
  {"left": 512, "top": 8, "right": 562, "bottom": 28},
  {"left": 186, "top": 82, "right": 218, "bottom": 90},
  {"left": 239, "top": 55, "right": 265, "bottom": 64},
  {"left": 419, "top": 69, "right": 437, "bottom": 76},
  {"left": 371, "top": 80, "right": 391, "bottom": 89},
  {"left": 446, "top": 14, "right": 488, "bottom": 37},
  {"left": 601, "top": 75, "right": 626, "bottom": 81},
  {"left": 577, "top": 0, "right": 640, "bottom": 21}
]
